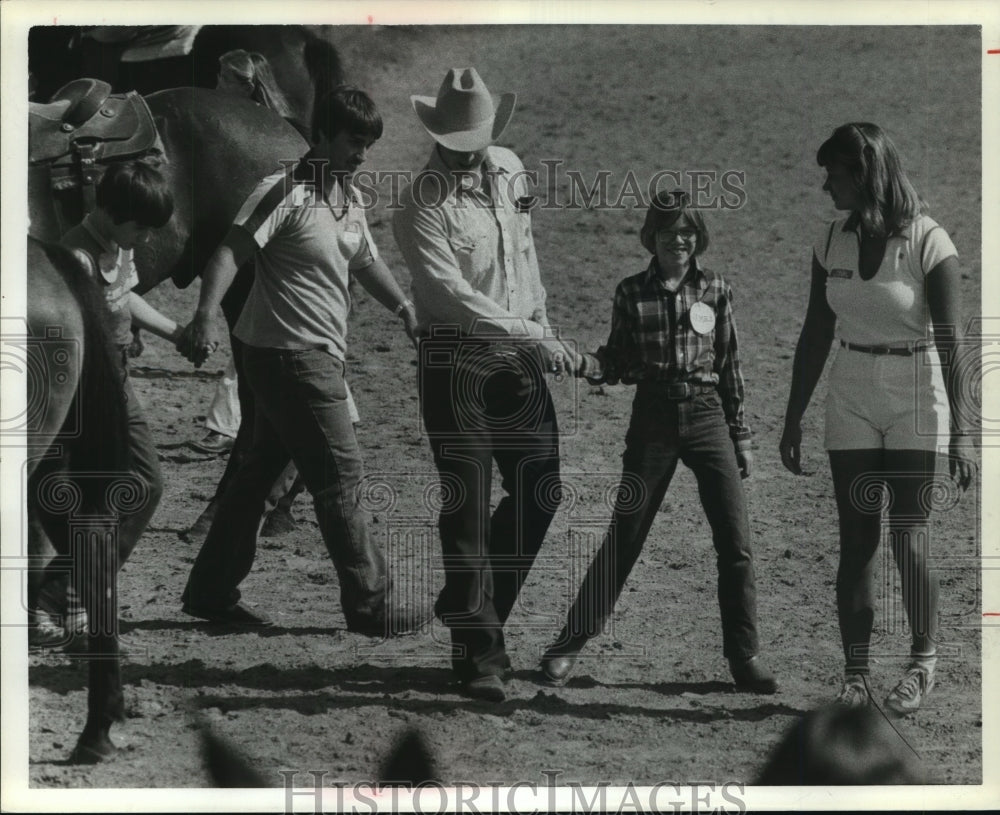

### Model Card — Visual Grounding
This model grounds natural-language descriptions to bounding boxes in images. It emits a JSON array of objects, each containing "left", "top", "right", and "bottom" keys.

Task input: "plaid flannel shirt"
[{"left": 587, "top": 257, "right": 751, "bottom": 444}]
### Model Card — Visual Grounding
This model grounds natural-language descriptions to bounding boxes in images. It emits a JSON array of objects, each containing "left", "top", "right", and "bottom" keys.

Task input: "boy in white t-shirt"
[{"left": 176, "top": 88, "right": 424, "bottom": 638}]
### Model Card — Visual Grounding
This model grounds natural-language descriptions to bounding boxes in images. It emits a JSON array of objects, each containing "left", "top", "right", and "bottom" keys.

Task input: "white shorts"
[{"left": 824, "top": 345, "right": 949, "bottom": 451}]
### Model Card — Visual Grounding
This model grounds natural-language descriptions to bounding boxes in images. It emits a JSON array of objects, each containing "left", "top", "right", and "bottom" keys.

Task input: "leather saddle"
[
  {"left": 30, "top": 78, "right": 160, "bottom": 169},
  {"left": 29, "top": 79, "right": 164, "bottom": 233}
]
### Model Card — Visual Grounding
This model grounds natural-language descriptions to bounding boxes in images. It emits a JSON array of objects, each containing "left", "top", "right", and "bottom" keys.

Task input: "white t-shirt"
[
  {"left": 815, "top": 213, "right": 957, "bottom": 346},
  {"left": 233, "top": 167, "right": 378, "bottom": 360}
]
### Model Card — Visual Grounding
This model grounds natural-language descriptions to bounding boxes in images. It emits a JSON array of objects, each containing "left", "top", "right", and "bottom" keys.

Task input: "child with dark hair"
[
  {"left": 94, "top": 159, "right": 174, "bottom": 229},
  {"left": 65, "top": 160, "right": 181, "bottom": 357},
  {"left": 539, "top": 189, "right": 777, "bottom": 694},
  {"left": 33, "top": 160, "right": 181, "bottom": 643}
]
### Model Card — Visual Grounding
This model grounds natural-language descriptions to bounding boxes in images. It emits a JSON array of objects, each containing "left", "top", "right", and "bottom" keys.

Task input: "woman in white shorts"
[{"left": 779, "top": 122, "right": 976, "bottom": 715}]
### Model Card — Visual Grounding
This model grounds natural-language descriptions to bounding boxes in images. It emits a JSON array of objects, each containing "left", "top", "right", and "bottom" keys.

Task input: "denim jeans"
[
  {"left": 559, "top": 384, "right": 760, "bottom": 662},
  {"left": 183, "top": 346, "right": 387, "bottom": 628},
  {"left": 419, "top": 340, "right": 561, "bottom": 681},
  {"left": 213, "top": 272, "right": 300, "bottom": 505}
]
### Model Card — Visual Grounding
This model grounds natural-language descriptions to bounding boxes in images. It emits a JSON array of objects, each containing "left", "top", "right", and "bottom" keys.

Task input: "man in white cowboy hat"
[{"left": 393, "top": 67, "right": 580, "bottom": 703}]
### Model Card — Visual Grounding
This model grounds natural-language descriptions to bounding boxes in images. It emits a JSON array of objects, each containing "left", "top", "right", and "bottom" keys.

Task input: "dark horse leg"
[
  {"left": 72, "top": 521, "right": 125, "bottom": 762},
  {"left": 30, "top": 462, "right": 125, "bottom": 762},
  {"left": 27, "top": 239, "right": 131, "bottom": 763}
]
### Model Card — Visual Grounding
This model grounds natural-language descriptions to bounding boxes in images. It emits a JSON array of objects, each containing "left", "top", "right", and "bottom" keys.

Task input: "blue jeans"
[
  {"left": 212, "top": 274, "right": 300, "bottom": 506},
  {"left": 558, "top": 384, "right": 760, "bottom": 662},
  {"left": 182, "top": 346, "right": 387, "bottom": 628},
  {"left": 419, "top": 340, "right": 561, "bottom": 681}
]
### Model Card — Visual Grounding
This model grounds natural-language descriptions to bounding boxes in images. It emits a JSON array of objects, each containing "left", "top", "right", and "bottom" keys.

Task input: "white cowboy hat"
[{"left": 411, "top": 67, "right": 516, "bottom": 152}]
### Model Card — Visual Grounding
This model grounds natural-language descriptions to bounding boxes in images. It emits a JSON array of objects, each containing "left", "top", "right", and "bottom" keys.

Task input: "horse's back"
[{"left": 138, "top": 87, "right": 308, "bottom": 291}]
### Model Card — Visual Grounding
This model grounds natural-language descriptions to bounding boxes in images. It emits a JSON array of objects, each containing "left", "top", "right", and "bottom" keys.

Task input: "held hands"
[
  {"left": 127, "top": 327, "right": 145, "bottom": 359},
  {"left": 176, "top": 312, "right": 220, "bottom": 368},
  {"left": 531, "top": 310, "right": 584, "bottom": 377},
  {"left": 540, "top": 338, "right": 585, "bottom": 377}
]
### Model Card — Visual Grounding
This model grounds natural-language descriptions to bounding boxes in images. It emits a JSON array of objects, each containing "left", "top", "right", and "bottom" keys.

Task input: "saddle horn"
[{"left": 50, "top": 78, "right": 113, "bottom": 128}]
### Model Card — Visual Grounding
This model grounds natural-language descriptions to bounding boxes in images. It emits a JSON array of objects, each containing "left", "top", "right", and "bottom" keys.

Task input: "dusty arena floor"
[{"left": 18, "top": 21, "right": 987, "bottom": 797}]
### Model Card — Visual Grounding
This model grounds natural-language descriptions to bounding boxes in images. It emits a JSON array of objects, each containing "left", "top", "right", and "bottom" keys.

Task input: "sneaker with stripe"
[
  {"left": 884, "top": 664, "right": 935, "bottom": 716},
  {"left": 833, "top": 673, "right": 869, "bottom": 708}
]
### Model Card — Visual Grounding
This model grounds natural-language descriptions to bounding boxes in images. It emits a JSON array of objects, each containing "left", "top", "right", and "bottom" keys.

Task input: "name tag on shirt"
[{"left": 829, "top": 267, "right": 854, "bottom": 279}]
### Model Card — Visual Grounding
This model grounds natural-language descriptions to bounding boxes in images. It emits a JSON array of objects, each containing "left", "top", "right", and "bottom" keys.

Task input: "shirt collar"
[
  {"left": 643, "top": 255, "right": 705, "bottom": 291},
  {"left": 292, "top": 150, "right": 359, "bottom": 210},
  {"left": 425, "top": 145, "right": 505, "bottom": 197}
]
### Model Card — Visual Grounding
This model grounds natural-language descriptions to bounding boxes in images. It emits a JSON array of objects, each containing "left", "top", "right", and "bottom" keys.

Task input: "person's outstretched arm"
[{"left": 176, "top": 228, "right": 256, "bottom": 367}]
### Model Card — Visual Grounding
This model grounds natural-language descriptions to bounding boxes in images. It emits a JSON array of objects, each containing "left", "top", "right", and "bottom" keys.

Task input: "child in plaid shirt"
[{"left": 540, "top": 190, "right": 777, "bottom": 693}]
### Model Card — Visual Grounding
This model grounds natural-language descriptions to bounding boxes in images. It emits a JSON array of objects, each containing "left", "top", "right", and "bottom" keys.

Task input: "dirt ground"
[{"left": 23, "top": 24, "right": 985, "bottom": 793}]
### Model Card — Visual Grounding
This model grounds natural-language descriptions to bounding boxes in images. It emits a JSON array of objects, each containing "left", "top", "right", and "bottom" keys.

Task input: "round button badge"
[{"left": 689, "top": 301, "right": 715, "bottom": 335}]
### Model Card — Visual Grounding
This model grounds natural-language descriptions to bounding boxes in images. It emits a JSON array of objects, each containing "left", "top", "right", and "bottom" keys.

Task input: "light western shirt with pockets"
[
  {"left": 816, "top": 213, "right": 957, "bottom": 346},
  {"left": 392, "top": 145, "right": 549, "bottom": 339}
]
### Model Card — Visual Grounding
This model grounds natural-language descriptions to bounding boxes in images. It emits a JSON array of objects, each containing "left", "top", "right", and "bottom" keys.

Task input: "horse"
[
  {"left": 190, "top": 25, "right": 344, "bottom": 138},
  {"left": 30, "top": 85, "right": 309, "bottom": 290},
  {"left": 27, "top": 85, "right": 309, "bottom": 764},
  {"left": 26, "top": 236, "right": 132, "bottom": 763},
  {"left": 28, "top": 24, "right": 344, "bottom": 138}
]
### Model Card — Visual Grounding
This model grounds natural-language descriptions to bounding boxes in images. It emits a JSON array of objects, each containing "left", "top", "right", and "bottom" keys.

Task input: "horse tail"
[{"left": 40, "top": 241, "right": 131, "bottom": 508}]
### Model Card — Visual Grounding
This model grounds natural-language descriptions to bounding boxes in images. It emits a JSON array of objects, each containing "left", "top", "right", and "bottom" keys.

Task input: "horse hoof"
[{"left": 68, "top": 734, "right": 116, "bottom": 764}]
